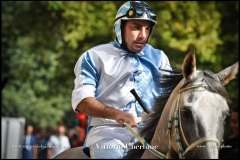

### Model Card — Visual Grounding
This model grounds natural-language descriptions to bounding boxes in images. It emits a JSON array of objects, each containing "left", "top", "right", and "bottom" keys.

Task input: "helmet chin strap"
[
  {"left": 120, "top": 39, "right": 134, "bottom": 54},
  {"left": 120, "top": 20, "right": 133, "bottom": 53}
]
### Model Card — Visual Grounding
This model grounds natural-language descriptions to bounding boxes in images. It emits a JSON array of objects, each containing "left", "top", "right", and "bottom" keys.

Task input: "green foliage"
[
  {"left": 149, "top": 2, "right": 223, "bottom": 66},
  {"left": 2, "top": 1, "right": 238, "bottom": 128},
  {"left": 215, "top": 2, "right": 239, "bottom": 105}
]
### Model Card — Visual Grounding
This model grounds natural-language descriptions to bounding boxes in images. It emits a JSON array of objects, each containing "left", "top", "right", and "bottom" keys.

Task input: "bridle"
[
  {"left": 166, "top": 82, "right": 221, "bottom": 158},
  {"left": 124, "top": 82, "right": 221, "bottom": 159}
]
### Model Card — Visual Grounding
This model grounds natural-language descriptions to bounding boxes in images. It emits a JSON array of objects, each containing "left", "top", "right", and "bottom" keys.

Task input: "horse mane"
[
  {"left": 182, "top": 70, "right": 230, "bottom": 103},
  {"left": 125, "top": 67, "right": 183, "bottom": 159},
  {"left": 125, "top": 68, "right": 230, "bottom": 159},
  {"left": 139, "top": 67, "right": 183, "bottom": 142}
]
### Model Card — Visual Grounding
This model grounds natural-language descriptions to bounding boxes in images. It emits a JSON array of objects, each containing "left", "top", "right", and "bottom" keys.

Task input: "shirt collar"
[
  {"left": 119, "top": 51, "right": 144, "bottom": 57},
  {"left": 113, "top": 39, "right": 145, "bottom": 57}
]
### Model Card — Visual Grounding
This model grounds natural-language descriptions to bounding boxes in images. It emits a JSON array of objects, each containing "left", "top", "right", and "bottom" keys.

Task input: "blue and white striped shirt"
[{"left": 72, "top": 40, "right": 171, "bottom": 127}]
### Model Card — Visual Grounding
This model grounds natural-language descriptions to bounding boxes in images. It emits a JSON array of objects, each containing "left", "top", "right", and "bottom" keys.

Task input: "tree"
[{"left": 2, "top": 1, "right": 238, "bottom": 128}]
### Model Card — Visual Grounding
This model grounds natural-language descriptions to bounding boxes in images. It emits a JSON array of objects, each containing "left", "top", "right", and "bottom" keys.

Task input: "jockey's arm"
[{"left": 76, "top": 97, "right": 138, "bottom": 128}]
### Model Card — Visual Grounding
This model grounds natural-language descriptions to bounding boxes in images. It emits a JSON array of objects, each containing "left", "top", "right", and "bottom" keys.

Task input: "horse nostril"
[{"left": 221, "top": 139, "right": 224, "bottom": 144}]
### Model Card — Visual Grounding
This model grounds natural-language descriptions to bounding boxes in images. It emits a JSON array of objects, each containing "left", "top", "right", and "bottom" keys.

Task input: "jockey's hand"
[{"left": 115, "top": 111, "right": 138, "bottom": 128}]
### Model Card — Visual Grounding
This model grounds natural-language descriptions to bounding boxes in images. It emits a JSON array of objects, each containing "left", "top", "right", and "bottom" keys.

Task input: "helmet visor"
[
  {"left": 127, "top": 7, "right": 156, "bottom": 22},
  {"left": 115, "top": 2, "right": 156, "bottom": 24}
]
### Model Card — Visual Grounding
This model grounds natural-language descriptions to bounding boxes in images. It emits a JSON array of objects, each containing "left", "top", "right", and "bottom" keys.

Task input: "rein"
[
  {"left": 124, "top": 123, "right": 166, "bottom": 159},
  {"left": 125, "top": 83, "right": 220, "bottom": 159}
]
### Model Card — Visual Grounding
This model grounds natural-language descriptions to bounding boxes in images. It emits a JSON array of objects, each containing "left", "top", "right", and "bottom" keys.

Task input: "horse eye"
[
  {"left": 181, "top": 106, "right": 193, "bottom": 119},
  {"left": 181, "top": 106, "right": 192, "bottom": 112},
  {"left": 222, "top": 111, "right": 230, "bottom": 125},
  {"left": 222, "top": 111, "right": 230, "bottom": 119}
]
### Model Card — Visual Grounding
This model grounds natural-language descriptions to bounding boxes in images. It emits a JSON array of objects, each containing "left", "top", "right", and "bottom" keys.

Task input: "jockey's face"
[{"left": 124, "top": 19, "right": 151, "bottom": 53}]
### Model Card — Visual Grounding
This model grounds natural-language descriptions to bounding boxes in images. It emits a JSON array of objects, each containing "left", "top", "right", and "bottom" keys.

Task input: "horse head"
[
  {"left": 140, "top": 51, "right": 238, "bottom": 159},
  {"left": 169, "top": 51, "right": 238, "bottom": 158}
]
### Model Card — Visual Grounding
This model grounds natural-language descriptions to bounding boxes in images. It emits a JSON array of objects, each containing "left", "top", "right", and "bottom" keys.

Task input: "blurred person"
[
  {"left": 220, "top": 102, "right": 239, "bottom": 159},
  {"left": 76, "top": 111, "right": 88, "bottom": 146},
  {"left": 47, "top": 124, "right": 71, "bottom": 159},
  {"left": 69, "top": 112, "right": 87, "bottom": 147},
  {"left": 37, "top": 128, "right": 49, "bottom": 159},
  {"left": 22, "top": 124, "right": 38, "bottom": 159}
]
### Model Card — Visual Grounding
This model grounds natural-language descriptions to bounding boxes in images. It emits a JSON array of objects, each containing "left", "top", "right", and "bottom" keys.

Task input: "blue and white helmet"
[{"left": 113, "top": 1, "right": 157, "bottom": 44}]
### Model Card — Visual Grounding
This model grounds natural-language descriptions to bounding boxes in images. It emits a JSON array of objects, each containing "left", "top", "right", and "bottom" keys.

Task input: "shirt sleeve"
[
  {"left": 71, "top": 51, "right": 98, "bottom": 111},
  {"left": 47, "top": 136, "right": 54, "bottom": 147},
  {"left": 65, "top": 137, "right": 71, "bottom": 149},
  {"left": 32, "top": 136, "right": 37, "bottom": 145},
  {"left": 160, "top": 50, "right": 172, "bottom": 71}
]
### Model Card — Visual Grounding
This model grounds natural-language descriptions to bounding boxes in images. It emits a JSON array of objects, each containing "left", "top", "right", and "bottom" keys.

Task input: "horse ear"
[
  {"left": 217, "top": 61, "right": 239, "bottom": 86},
  {"left": 182, "top": 50, "right": 196, "bottom": 80}
]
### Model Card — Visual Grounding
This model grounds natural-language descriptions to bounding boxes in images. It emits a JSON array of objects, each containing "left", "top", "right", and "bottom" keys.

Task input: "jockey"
[{"left": 71, "top": 1, "right": 172, "bottom": 159}]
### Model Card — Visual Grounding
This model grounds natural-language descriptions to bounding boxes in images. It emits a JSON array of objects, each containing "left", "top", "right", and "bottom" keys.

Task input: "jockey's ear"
[
  {"left": 182, "top": 50, "right": 196, "bottom": 81},
  {"left": 217, "top": 61, "right": 239, "bottom": 86}
]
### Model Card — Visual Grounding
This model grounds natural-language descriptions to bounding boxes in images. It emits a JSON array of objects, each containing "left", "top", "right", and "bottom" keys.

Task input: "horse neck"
[{"left": 144, "top": 79, "right": 185, "bottom": 158}]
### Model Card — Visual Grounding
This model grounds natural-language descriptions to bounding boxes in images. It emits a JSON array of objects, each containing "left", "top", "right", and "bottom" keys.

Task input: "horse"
[{"left": 53, "top": 51, "right": 238, "bottom": 159}]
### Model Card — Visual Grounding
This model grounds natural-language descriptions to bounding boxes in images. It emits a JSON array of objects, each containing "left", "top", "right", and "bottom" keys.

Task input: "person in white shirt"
[
  {"left": 47, "top": 124, "right": 71, "bottom": 159},
  {"left": 72, "top": 1, "right": 172, "bottom": 159}
]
